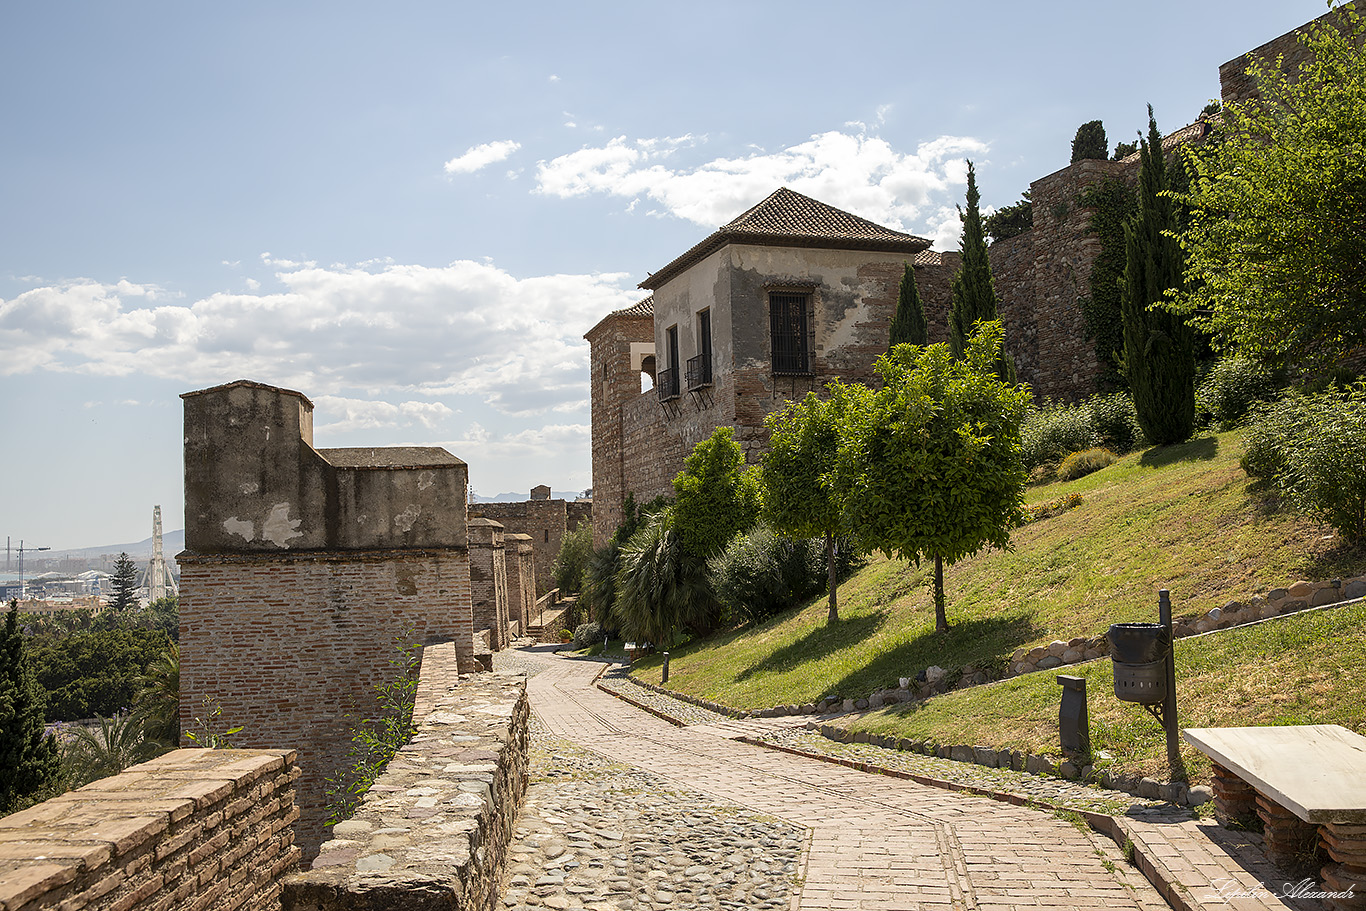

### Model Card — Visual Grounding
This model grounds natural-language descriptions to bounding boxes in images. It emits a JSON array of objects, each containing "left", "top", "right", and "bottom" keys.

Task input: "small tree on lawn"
[
  {"left": 889, "top": 262, "right": 928, "bottom": 350},
  {"left": 109, "top": 552, "right": 140, "bottom": 613},
  {"left": 761, "top": 384, "right": 870, "bottom": 624},
  {"left": 0, "top": 601, "right": 63, "bottom": 813},
  {"left": 844, "top": 323, "right": 1030, "bottom": 632},
  {"left": 1121, "top": 106, "right": 1196, "bottom": 445},
  {"left": 671, "top": 427, "right": 761, "bottom": 563}
]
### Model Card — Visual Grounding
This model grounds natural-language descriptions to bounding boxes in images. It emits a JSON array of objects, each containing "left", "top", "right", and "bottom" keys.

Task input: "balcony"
[
  {"left": 686, "top": 355, "right": 712, "bottom": 391},
  {"left": 656, "top": 367, "right": 679, "bottom": 401}
]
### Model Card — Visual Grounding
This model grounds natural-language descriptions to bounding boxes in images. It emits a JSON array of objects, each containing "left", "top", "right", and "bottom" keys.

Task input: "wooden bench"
[{"left": 1184, "top": 725, "right": 1366, "bottom": 909}]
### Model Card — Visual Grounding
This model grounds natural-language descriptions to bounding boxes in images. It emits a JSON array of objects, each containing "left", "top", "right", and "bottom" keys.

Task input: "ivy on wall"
[{"left": 1076, "top": 177, "right": 1137, "bottom": 389}]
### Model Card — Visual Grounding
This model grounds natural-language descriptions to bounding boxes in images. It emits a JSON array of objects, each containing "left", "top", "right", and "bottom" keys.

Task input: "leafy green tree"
[
  {"left": 1071, "top": 120, "right": 1108, "bottom": 162},
  {"left": 109, "top": 552, "right": 139, "bottom": 613},
  {"left": 983, "top": 192, "right": 1033, "bottom": 242},
  {"left": 30, "top": 628, "right": 169, "bottom": 721},
  {"left": 949, "top": 162, "right": 1011, "bottom": 380},
  {"left": 761, "top": 385, "right": 869, "bottom": 623},
  {"left": 1112, "top": 140, "right": 1139, "bottom": 160},
  {"left": 670, "top": 427, "right": 761, "bottom": 561},
  {"left": 1121, "top": 106, "right": 1196, "bottom": 445},
  {"left": 552, "top": 522, "right": 593, "bottom": 593},
  {"left": 843, "top": 323, "right": 1030, "bottom": 632},
  {"left": 1175, "top": 6, "right": 1366, "bottom": 364},
  {"left": 889, "top": 264, "right": 928, "bottom": 350},
  {"left": 0, "top": 601, "right": 63, "bottom": 814}
]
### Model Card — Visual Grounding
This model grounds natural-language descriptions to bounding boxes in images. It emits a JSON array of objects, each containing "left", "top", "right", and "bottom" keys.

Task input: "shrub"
[
  {"left": 1058, "top": 448, "right": 1118, "bottom": 481},
  {"left": 1021, "top": 400, "right": 1095, "bottom": 469},
  {"left": 571, "top": 621, "right": 603, "bottom": 649},
  {"left": 1088, "top": 392, "right": 1145, "bottom": 454},
  {"left": 1022, "top": 492, "right": 1084, "bottom": 524},
  {"left": 1196, "top": 355, "right": 1281, "bottom": 430},
  {"left": 1242, "top": 384, "right": 1366, "bottom": 541},
  {"left": 1021, "top": 393, "right": 1145, "bottom": 470},
  {"left": 707, "top": 523, "right": 824, "bottom": 625},
  {"left": 552, "top": 521, "right": 593, "bottom": 593},
  {"left": 613, "top": 511, "right": 717, "bottom": 645}
]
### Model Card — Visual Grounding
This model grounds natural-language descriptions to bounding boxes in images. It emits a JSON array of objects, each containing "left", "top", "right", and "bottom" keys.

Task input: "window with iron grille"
[
  {"left": 687, "top": 309, "right": 713, "bottom": 390},
  {"left": 658, "top": 324, "right": 681, "bottom": 400},
  {"left": 769, "top": 291, "right": 811, "bottom": 374}
]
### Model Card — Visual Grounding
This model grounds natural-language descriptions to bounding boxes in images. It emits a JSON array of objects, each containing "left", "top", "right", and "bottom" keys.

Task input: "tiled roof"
[
  {"left": 583, "top": 295, "right": 653, "bottom": 340},
  {"left": 913, "top": 249, "right": 941, "bottom": 267},
  {"left": 318, "top": 447, "right": 465, "bottom": 469},
  {"left": 640, "top": 188, "right": 931, "bottom": 290}
]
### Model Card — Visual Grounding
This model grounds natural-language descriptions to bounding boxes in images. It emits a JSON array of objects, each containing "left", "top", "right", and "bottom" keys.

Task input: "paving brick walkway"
[{"left": 524, "top": 653, "right": 1170, "bottom": 911}]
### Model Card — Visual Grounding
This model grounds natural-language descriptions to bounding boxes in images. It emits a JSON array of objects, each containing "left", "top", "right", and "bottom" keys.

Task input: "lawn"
[{"left": 629, "top": 430, "right": 1364, "bottom": 723}]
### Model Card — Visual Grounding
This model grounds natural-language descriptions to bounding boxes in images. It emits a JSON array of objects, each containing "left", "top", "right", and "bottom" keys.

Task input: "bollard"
[
  {"left": 662, "top": 651, "right": 670, "bottom": 684},
  {"left": 1057, "top": 675, "right": 1090, "bottom": 757}
]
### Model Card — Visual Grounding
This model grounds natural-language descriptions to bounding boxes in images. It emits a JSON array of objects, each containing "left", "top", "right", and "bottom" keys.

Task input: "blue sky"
[{"left": 1, "top": 1, "right": 1326, "bottom": 549}]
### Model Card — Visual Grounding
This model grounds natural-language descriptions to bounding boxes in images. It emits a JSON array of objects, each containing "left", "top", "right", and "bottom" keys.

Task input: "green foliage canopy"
[
  {"left": 1071, "top": 120, "right": 1109, "bottom": 162},
  {"left": 0, "top": 602, "right": 62, "bottom": 814},
  {"left": 1174, "top": 5, "right": 1366, "bottom": 363},
  {"left": 983, "top": 192, "right": 1033, "bottom": 243},
  {"left": 29, "top": 628, "right": 170, "bottom": 722},
  {"left": 888, "top": 263, "right": 928, "bottom": 348},
  {"left": 109, "top": 552, "right": 139, "bottom": 613},
  {"left": 1121, "top": 107, "right": 1196, "bottom": 445},
  {"left": 552, "top": 521, "right": 593, "bottom": 593},
  {"left": 948, "top": 162, "right": 1001, "bottom": 362},
  {"left": 671, "top": 427, "right": 761, "bottom": 561},
  {"left": 842, "top": 323, "right": 1030, "bottom": 630}
]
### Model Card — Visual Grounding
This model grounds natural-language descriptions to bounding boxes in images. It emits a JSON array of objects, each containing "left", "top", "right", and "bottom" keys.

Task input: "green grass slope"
[{"left": 632, "top": 432, "right": 1364, "bottom": 725}]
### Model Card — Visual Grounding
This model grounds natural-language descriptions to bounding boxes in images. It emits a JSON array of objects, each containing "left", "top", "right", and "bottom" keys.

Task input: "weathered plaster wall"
[
  {"left": 0, "top": 748, "right": 299, "bottom": 911},
  {"left": 179, "top": 380, "right": 476, "bottom": 861}
]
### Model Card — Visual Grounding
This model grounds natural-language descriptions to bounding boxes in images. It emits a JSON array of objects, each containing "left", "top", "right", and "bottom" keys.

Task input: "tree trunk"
[
  {"left": 934, "top": 555, "right": 948, "bottom": 633},
  {"left": 826, "top": 532, "right": 839, "bottom": 624}
]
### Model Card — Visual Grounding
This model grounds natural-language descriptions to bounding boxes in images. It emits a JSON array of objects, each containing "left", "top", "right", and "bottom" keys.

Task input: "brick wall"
[
  {"left": 469, "top": 520, "right": 509, "bottom": 651},
  {"left": 0, "top": 748, "right": 299, "bottom": 911},
  {"left": 1219, "top": 8, "right": 1346, "bottom": 105},
  {"left": 178, "top": 549, "right": 473, "bottom": 860},
  {"left": 469, "top": 498, "right": 579, "bottom": 595},
  {"left": 586, "top": 308, "right": 656, "bottom": 549},
  {"left": 282, "top": 646, "right": 528, "bottom": 911},
  {"left": 503, "top": 534, "right": 535, "bottom": 635}
]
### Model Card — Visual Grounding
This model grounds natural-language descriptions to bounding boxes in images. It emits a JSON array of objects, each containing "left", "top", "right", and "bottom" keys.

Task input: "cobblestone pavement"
[{"left": 503, "top": 649, "right": 1172, "bottom": 911}]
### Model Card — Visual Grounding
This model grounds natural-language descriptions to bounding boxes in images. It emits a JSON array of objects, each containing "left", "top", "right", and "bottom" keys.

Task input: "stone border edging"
[{"left": 624, "top": 674, "right": 750, "bottom": 718}]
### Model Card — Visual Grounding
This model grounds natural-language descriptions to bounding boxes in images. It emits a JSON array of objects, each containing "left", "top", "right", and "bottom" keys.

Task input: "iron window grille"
[
  {"left": 686, "top": 354, "right": 712, "bottom": 390},
  {"left": 657, "top": 367, "right": 679, "bottom": 401},
  {"left": 770, "top": 291, "right": 812, "bottom": 374}
]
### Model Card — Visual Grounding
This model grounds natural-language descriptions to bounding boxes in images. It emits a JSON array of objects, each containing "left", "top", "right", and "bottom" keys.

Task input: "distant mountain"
[
  {"left": 39, "top": 529, "right": 185, "bottom": 561},
  {"left": 470, "top": 490, "right": 582, "bottom": 503}
]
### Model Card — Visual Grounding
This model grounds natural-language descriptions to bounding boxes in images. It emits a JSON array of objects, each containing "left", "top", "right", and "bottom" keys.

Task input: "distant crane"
[{"left": 143, "top": 505, "right": 178, "bottom": 602}]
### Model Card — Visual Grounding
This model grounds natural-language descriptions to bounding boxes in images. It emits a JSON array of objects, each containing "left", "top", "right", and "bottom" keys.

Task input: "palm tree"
[
  {"left": 135, "top": 642, "right": 180, "bottom": 749},
  {"left": 63, "top": 713, "right": 161, "bottom": 787}
]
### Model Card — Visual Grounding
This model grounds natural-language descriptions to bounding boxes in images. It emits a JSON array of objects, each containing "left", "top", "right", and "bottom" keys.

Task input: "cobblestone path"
[{"left": 503, "top": 649, "right": 1169, "bottom": 911}]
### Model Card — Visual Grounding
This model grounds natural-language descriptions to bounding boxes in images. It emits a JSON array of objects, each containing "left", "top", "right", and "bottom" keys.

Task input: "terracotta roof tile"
[{"left": 641, "top": 188, "right": 930, "bottom": 290}]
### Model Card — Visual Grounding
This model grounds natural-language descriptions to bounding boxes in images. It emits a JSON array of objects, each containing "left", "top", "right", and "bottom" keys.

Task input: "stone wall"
[
  {"left": 0, "top": 748, "right": 299, "bottom": 911},
  {"left": 282, "top": 644, "right": 529, "bottom": 911},
  {"left": 503, "top": 533, "right": 535, "bottom": 634},
  {"left": 178, "top": 549, "right": 474, "bottom": 859},
  {"left": 179, "top": 379, "right": 476, "bottom": 861},
  {"left": 469, "top": 519, "right": 510, "bottom": 651},
  {"left": 1219, "top": 8, "right": 1345, "bottom": 105},
  {"left": 469, "top": 495, "right": 588, "bottom": 596}
]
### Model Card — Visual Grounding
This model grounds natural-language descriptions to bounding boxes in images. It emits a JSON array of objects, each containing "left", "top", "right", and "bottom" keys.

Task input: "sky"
[{"left": 0, "top": 1, "right": 1328, "bottom": 550}]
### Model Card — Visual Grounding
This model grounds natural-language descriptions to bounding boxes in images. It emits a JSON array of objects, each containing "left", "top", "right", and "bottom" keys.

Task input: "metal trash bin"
[{"left": 1109, "top": 622, "right": 1170, "bottom": 705}]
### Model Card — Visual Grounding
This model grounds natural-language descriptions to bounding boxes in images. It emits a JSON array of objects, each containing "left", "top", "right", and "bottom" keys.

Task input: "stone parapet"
[
  {"left": 282, "top": 644, "right": 529, "bottom": 911},
  {"left": 0, "top": 748, "right": 300, "bottom": 911}
]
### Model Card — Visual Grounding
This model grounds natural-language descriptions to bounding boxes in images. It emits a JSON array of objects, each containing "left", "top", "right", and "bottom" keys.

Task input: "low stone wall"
[
  {"left": 0, "top": 748, "right": 300, "bottom": 911},
  {"left": 281, "top": 643, "right": 529, "bottom": 911}
]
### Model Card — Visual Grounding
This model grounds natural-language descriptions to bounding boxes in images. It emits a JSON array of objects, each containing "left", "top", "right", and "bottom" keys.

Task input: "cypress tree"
[
  {"left": 889, "top": 262, "right": 928, "bottom": 350},
  {"left": 1071, "top": 120, "right": 1108, "bottom": 162},
  {"left": 949, "top": 162, "right": 1012, "bottom": 379},
  {"left": 0, "top": 601, "right": 63, "bottom": 814},
  {"left": 1120, "top": 106, "right": 1196, "bottom": 445}
]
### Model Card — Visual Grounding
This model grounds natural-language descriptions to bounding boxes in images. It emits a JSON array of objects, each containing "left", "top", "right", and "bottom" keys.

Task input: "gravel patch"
[{"left": 501, "top": 720, "right": 805, "bottom": 910}]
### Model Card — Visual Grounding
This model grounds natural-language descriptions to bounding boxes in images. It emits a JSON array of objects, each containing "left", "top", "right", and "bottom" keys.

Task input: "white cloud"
[
  {"left": 535, "top": 128, "right": 987, "bottom": 244},
  {"left": 313, "top": 396, "right": 454, "bottom": 433},
  {"left": 0, "top": 259, "right": 640, "bottom": 420},
  {"left": 443, "top": 139, "right": 522, "bottom": 175}
]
